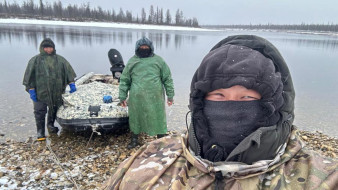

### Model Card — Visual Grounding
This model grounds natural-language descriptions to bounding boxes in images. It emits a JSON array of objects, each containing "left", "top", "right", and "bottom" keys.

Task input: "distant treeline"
[
  {"left": 0, "top": 0, "right": 199, "bottom": 27},
  {"left": 205, "top": 24, "right": 338, "bottom": 32}
]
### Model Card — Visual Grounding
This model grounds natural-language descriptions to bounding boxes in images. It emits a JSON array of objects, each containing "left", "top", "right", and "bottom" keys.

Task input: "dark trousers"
[{"left": 33, "top": 101, "right": 57, "bottom": 137}]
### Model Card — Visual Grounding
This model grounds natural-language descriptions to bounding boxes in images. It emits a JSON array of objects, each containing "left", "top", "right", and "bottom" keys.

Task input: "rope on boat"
[{"left": 86, "top": 124, "right": 101, "bottom": 147}]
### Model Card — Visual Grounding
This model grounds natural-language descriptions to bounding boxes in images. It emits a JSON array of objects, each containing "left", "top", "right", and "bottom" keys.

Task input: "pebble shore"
[{"left": 0, "top": 130, "right": 337, "bottom": 189}]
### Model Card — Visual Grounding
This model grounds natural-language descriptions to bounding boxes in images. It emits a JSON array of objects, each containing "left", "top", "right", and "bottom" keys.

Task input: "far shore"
[
  {"left": 1, "top": 18, "right": 338, "bottom": 37},
  {"left": 0, "top": 18, "right": 216, "bottom": 32}
]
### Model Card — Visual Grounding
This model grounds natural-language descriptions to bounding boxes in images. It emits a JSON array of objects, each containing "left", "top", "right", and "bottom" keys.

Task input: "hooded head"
[
  {"left": 39, "top": 38, "right": 56, "bottom": 55},
  {"left": 135, "top": 37, "right": 154, "bottom": 58},
  {"left": 188, "top": 35, "right": 295, "bottom": 164}
]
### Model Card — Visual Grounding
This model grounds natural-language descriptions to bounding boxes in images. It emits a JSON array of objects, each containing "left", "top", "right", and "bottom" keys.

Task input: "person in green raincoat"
[
  {"left": 23, "top": 38, "right": 77, "bottom": 141},
  {"left": 119, "top": 37, "right": 175, "bottom": 148}
]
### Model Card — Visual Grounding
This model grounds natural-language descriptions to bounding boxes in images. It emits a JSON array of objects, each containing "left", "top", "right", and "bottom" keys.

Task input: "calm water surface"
[{"left": 1, "top": 23, "right": 338, "bottom": 141}]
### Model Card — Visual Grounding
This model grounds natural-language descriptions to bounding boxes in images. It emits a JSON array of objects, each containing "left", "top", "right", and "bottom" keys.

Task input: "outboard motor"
[{"left": 108, "top": 49, "right": 125, "bottom": 81}]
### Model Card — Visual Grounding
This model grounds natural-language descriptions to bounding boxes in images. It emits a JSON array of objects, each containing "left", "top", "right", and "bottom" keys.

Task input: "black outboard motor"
[{"left": 108, "top": 49, "right": 125, "bottom": 81}]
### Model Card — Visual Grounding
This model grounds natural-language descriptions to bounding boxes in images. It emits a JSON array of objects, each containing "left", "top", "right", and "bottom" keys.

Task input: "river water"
[{"left": 0, "top": 23, "right": 338, "bottom": 141}]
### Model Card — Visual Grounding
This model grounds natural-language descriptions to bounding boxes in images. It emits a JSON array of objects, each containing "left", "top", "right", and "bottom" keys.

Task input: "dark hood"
[
  {"left": 188, "top": 35, "right": 295, "bottom": 164},
  {"left": 134, "top": 37, "right": 154, "bottom": 57},
  {"left": 39, "top": 38, "right": 56, "bottom": 55}
]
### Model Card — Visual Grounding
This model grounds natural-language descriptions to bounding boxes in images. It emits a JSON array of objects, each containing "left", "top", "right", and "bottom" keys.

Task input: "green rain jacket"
[
  {"left": 119, "top": 41, "right": 174, "bottom": 136},
  {"left": 23, "top": 38, "right": 76, "bottom": 112}
]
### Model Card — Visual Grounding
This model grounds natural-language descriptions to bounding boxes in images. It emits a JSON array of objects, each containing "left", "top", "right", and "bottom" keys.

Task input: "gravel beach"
[{"left": 0, "top": 129, "right": 337, "bottom": 189}]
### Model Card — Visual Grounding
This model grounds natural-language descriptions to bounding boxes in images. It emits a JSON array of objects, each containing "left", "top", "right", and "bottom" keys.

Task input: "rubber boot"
[
  {"left": 127, "top": 133, "right": 139, "bottom": 149},
  {"left": 33, "top": 101, "right": 47, "bottom": 141},
  {"left": 47, "top": 112, "right": 59, "bottom": 134},
  {"left": 36, "top": 118, "right": 46, "bottom": 141},
  {"left": 157, "top": 134, "right": 166, "bottom": 139}
]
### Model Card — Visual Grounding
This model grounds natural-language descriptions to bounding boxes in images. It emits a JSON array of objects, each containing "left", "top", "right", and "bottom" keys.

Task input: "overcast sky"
[{"left": 9, "top": 0, "right": 338, "bottom": 25}]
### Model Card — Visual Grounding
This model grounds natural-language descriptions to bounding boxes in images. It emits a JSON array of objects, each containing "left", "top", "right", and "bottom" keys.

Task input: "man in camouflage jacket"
[
  {"left": 23, "top": 38, "right": 76, "bottom": 140},
  {"left": 102, "top": 35, "right": 337, "bottom": 190}
]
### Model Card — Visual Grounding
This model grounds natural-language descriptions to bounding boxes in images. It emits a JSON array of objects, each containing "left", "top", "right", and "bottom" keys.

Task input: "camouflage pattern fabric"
[{"left": 102, "top": 127, "right": 338, "bottom": 190}]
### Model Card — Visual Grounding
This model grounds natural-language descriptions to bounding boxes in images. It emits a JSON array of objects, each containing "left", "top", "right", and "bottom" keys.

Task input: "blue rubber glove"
[
  {"left": 69, "top": 83, "right": 76, "bottom": 93},
  {"left": 29, "top": 89, "right": 37, "bottom": 102},
  {"left": 103, "top": 95, "right": 112, "bottom": 103}
]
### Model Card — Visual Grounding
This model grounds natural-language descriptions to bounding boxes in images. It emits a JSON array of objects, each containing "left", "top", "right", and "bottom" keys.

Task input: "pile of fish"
[{"left": 57, "top": 73, "right": 128, "bottom": 120}]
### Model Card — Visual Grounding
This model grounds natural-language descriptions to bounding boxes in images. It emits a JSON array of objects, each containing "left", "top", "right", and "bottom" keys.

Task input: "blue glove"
[
  {"left": 29, "top": 89, "right": 37, "bottom": 102},
  {"left": 69, "top": 83, "right": 76, "bottom": 93},
  {"left": 103, "top": 95, "right": 112, "bottom": 103}
]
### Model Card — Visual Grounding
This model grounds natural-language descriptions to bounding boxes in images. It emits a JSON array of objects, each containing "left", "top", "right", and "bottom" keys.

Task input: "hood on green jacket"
[
  {"left": 39, "top": 38, "right": 56, "bottom": 55},
  {"left": 188, "top": 35, "right": 295, "bottom": 164},
  {"left": 134, "top": 37, "right": 154, "bottom": 57}
]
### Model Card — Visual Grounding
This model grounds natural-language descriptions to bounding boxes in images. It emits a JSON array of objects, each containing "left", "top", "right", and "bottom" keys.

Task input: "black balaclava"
[
  {"left": 136, "top": 47, "right": 152, "bottom": 58},
  {"left": 203, "top": 100, "right": 266, "bottom": 161},
  {"left": 135, "top": 37, "right": 154, "bottom": 58},
  {"left": 188, "top": 35, "right": 295, "bottom": 164}
]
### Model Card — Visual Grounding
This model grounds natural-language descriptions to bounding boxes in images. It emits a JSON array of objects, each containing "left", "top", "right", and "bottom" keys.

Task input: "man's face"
[
  {"left": 205, "top": 85, "right": 261, "bottom": 101},
  {"left": 43, "top": 47, "right": 54, "bottom": 54}
]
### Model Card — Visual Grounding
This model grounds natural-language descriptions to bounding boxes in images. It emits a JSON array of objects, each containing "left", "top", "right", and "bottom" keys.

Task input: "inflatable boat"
[{"left": 56, "top": 49, "right": 128, "bottom": 133}]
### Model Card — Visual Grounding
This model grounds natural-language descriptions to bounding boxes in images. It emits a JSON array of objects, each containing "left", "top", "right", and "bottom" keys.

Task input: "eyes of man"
[
  {"left": 205, "top": 86, "right": 262, "bottom": 101},
  {"left": 206, "top": 93, "right": 259, "bottom": 101}
]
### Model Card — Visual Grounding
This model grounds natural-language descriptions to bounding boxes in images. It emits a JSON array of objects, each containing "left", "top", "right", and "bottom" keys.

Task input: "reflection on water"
[
  {"left": 0, "top": 24, "right": 197, "bottom": 49},
  {"left": 280, "top": 38, "right": 338, "bottom": 50},
  {"left": 3, "top": 24, "right": 338, "bottom": 51},
  {"left": 266, "top": 33, "right": 338, "bottom": 51}
]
